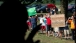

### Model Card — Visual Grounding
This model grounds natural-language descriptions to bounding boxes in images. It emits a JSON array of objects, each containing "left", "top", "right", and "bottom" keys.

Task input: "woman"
[
  {"left": 70, "top": 16, "right": 75, "bottom": 40},
  {"left": 64, "top": 18, "right": 70, "bottom": 39}
]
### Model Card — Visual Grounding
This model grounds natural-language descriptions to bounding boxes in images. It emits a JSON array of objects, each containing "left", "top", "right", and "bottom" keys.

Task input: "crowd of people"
[
  {"left": 27, "top": 12, "right": 76, "bottom": 40},
  {"left": 0, "top": 0, "right": 75, "bottom": 43}
]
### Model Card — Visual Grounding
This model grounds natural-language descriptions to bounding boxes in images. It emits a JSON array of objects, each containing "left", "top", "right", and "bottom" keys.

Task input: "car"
[
  {"left": 68, "top": 4, "right": 75, "bottom": 13},
  {"left": 36, "top": 5, "right": 47, "bottom": 13},
  {"left": 32, "top": 4, "right": 42, "bottom": 9},
  {"left": 36, "top": 5, "right": 58, "bottom": 13}
]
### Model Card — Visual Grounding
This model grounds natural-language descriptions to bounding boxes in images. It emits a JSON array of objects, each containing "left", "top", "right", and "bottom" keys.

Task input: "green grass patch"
[{"left": 25, "top": 31, "right": 74, "bottom": 43}]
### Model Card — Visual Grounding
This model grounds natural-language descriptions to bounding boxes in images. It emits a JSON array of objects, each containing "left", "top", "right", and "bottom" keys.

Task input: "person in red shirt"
[{"left": 46, "top": 17, "right": 51, "bottom": 37}]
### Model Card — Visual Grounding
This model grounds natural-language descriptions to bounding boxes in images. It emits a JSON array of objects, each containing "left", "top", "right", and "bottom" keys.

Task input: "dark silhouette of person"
[
  {"left": 74, "top": 11, "right": 76, "bottom": 43},
  {"left": 0, "top": 0, "right": 41, "bottom": 43}
]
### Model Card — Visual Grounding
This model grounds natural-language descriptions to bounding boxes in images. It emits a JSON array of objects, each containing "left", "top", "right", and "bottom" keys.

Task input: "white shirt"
[
  {"left": 40, "top": 17, "right": 45, "bottom": 26},
  {"left": 40, "top": 17, "right": 43, "bottom": 23}
]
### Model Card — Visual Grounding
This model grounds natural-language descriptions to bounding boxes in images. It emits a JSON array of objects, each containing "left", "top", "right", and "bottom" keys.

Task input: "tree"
[
  {"left": 42, "top": 0, "right": 55, "bottom": 4},
  {"left": 60, "top": 0, "right": 74, "bottom": 19},
  {"left": 50, "top": 0, "right": 55, "bottom": 4},
  {"left": 41, "top": 0, "right": 48, "bottom": 4},
  {"left": 0, "top": 0, "right": 35, "bottom": 5},
  {"left": 20, "top": 0, "right": 35, "bottom": 5}
]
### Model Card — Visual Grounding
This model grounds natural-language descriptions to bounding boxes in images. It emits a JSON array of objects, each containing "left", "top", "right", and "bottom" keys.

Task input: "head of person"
[
  {"left": 31, "top": 16, "right": 33, "bottom": 18},
  {"left": 71, "top": 16, "right": 74, "bottom": 20},
  {"left": 47, "top": 13, "right": 50, "bottom": 17},
  {"left": 43, "top": 14, "right": 46, "bottom": 17},
  {"left": 40, "top": 14, "right": 43, "bottom": 17},
  {"left": 68, "top": 17, "right": 71, "bottom": 20}
]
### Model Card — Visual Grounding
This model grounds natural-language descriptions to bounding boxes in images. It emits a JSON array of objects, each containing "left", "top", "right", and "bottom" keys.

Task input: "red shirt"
[{"left": 46, "top": 17, "right": 51, "bottom": 25}]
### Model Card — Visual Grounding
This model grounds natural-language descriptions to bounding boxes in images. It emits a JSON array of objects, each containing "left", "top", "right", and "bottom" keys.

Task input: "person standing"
[
  {"left": 70, "top": 16, "right": 75, "bottom": 40},
  {"left": 43, "top": 14, "right": 47, "bottom": 35},
  {"left": 46, "top": 16, "right": 51, "bottom": 37},
  {"left": 73, "top": 12, "right": 76, "bottom": 42},
  {"left": 35, "top": 15, "right": 38, "bottom": 26},
  {"left": 39, "top": 14, "right": 45, "bottom": 33},
  {"left": 64, "top": 18, "right": 70, "bottom": 39},
  {"left": 30, "top": 15, "right": 37, "bottom": 29}
]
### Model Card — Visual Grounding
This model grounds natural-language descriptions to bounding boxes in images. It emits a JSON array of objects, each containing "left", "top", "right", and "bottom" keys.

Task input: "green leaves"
[{"left": 68, "top": 0, "right": 75, "bottom": 3}]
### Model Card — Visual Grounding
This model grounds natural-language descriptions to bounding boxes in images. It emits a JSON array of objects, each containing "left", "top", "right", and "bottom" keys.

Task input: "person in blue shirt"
[{"left": 30, "top": 15, "right": 37, "bottom": 29}]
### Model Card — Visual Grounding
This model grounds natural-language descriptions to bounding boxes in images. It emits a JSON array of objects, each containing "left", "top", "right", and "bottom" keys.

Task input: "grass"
[{"left": 25, "top": 31, "right": 74, "bottom": 43}]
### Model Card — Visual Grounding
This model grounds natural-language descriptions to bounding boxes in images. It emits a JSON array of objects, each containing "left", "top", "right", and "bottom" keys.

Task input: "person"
[
  {"left": 27, "top": 16, "right": 32, "bottom": 30},
  {"left": 64, "top": 18, "right": 70, "bottom": 39},
  {"left": 46, "top": 15, "right": 52, "bottom": 37},
  {"left": 46, "top": 7, "right": 50, "bottom": 13},
  {"left": 52, "top": 8, "right": 55, "bottom": 14},
  {"left": 39, "top": 14, "right": 45, "bottom": 33},
  {"left": 47, "top": 13, "right": 50, "bottom": 18},
  {"left": 50, "top": 8, "right": 55, "bottom": 15},
  {"left": 30, "top": 15, "right": 37, "bottom": 29},
  {"left": 74, "top": 12, "right": 76, "bottom": 42},
  {"left": 70, "top": 16, "right": 75, "bottom": 40},
  {"left": 58, "top": 27, "right": 64, "bottom": 39},
  {"left": 0, "top": 0, "right": 41, "bottom": 43},
  {"left": 35, "top": 15, "right": 38, "bottom": 26},
  {"left": 68, "top": 17, "right": 72, "bottom": 26},
  {"left": 43, "top": 14, "right": 47, "bottom": 35}
]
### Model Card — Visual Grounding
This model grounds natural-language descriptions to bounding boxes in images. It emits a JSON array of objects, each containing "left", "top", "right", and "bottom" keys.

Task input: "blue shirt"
[
  {"left": 30, "top": 17, "right": 36, "bottom": 24},
  {"left": 43, "top": 18, "right": 46, "bottom": 24}
]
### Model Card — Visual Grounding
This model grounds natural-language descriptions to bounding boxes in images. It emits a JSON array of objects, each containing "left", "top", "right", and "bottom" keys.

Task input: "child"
[
  {"left": 39, "top": 15, "right": 45, "bottom": 33},
  {"left": 27, "top": 17, "right": 32, "bottom": 30},
  {"left": 43, "top": 14, "right": 47, "bottom": 33},
  {"left": 46, "top": 16, "right": 51, "bottom": 37}
]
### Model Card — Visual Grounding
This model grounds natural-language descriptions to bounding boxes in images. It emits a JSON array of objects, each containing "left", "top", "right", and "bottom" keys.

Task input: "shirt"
[
  {"left": 70, "top": 20, "right": 75, "bottom": 29},
  {"left": 30, "top": 17, "right": 36, "bottom": 24},
  {"left": 43, "top": 17, "right": 46, "bottom": 24},
  {"left": 46, "top": 17, "right": 51, "bottom": 25},
  {"left": 40, "top": 17, "right": 43, "bottom": 23},
  {"left": 40, "top": 17, "right": 45, "bottom": 26}
]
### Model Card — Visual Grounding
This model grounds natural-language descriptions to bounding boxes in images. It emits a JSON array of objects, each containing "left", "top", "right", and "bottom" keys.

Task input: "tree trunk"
[{"left": 60, "top": 0, "right": 68, "bottom": 19}]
